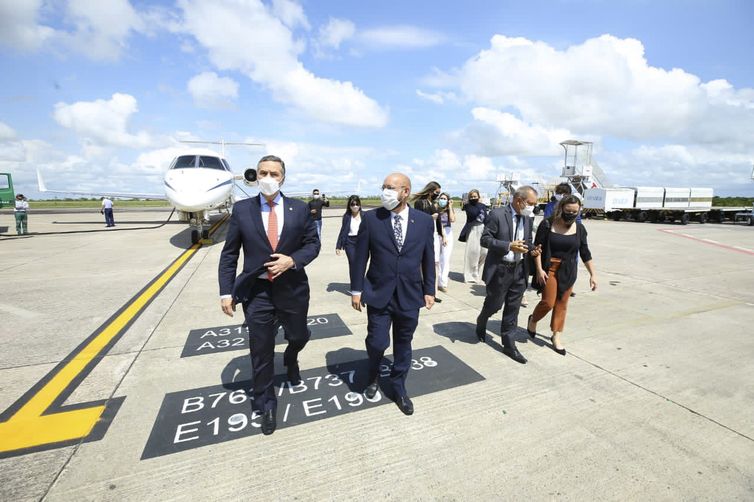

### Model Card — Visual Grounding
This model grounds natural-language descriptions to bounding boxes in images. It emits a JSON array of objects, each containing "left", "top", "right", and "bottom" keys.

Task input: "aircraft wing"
[{"left": 37, "top": 169, "right": 165, "bottom": 199}]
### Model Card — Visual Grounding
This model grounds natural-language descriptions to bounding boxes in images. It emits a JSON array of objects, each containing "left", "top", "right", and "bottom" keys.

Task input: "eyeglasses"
[{"left": 381, "top": 185, "right": 405, "bottom": 191}]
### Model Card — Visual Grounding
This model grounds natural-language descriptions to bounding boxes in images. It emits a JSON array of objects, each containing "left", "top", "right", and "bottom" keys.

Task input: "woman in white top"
[
  {"left": 436, "top": 192, "right": 456, "bottom": 292},
  {"left": 14, "top": 193, "right": 29, "bottom": 235},
  {"left": 336, "top": 195, "right": 363, "bottom": 270}
]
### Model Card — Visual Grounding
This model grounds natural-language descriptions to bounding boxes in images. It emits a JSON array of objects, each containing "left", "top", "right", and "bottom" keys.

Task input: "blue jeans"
[{"left": 314, "top": 219, "right": 322, "bottom": 239}]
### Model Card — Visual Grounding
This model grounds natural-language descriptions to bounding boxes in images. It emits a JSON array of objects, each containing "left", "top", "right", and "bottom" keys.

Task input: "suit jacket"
[
  {"left": 218, "top": 194, "right": 320, "bottom": 308},
  {"left": 350, "top": 206, "right": 436, "bottom": 310},
  {"left": 480, "top": 207, "right": 533, "bottom": 286},
  {"left": 336, "top": 212, "right": 357, "bottom": 250}
]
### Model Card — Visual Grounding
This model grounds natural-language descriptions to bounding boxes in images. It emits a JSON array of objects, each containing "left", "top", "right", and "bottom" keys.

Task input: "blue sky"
[{"left": 1, "top": 0, "right": 753, "bottom": 199}]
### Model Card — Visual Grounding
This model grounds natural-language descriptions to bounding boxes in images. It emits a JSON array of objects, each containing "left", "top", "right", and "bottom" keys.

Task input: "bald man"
[{"left": 350, "top": 173, "right": 436, "bottom": 415}]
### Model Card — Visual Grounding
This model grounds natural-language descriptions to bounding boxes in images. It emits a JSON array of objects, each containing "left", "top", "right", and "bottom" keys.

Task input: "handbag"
[{"left": 458, "top": 223, "right": 469, "bottom": 242}]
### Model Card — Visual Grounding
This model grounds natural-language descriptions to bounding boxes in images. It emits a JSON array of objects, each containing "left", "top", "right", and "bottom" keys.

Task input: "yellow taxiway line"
[{"left": 0, "top": 214, "right": 228, "bottom": 456}]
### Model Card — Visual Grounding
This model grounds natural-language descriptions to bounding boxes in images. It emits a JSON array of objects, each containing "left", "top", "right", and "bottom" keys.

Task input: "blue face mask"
[{"left": 438, "top": 199, "right": 448, "bottom": 208}]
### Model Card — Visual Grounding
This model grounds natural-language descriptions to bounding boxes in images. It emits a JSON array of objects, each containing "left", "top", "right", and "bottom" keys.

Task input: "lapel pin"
[{"left": 289, "top": 207, "right": 293, "bottom": 211}]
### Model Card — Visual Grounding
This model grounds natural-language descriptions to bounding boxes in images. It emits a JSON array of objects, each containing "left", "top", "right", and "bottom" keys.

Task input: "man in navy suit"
[
  {"left": 476, "top": 186, "right": 540, "bottom": 364},
  {"left": 350, "top": 172, "right": 436, "bottom": 415},
  {"left": 218, "top": 155, "right": 320, "bottom": 435}
]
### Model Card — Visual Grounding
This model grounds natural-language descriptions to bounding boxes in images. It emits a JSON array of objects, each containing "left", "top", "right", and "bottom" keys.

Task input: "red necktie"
[{"left": 267, "top": 200, "right": 278, "bottom": 280}]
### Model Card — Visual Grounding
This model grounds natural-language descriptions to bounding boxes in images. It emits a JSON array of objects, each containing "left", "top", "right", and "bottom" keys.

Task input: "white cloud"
[
  {"left": 601, "top": 145, "right": 754, "bottom": 195},
  {"left": 53, "top": 93, "right": 152, "bottom": 148},
  {"left": 179, "top": 0, "right": 387, "bottom": 127},
  {"left": 359, "top": 25, "right": 445, "bottom": 50},
  {"left": 0, "top": 121, "right": 17, "bottom": 141},
  {"left": 187, "top": 71, "right": 239, "bottom": 108},
  {"left": 59, "top": 0, "right": 145, "bottom": 61},
  {"left": 0, "top": 0, "right": 54, "bottom": 51},
  {"left": 0, "top": 0, "right": 155, "bottom": 60},
  {"left": 271, "top": 0, "right": 310, "bottom": 30},
  {"left": 454, "top": 34, "right": 754, "bottom": 145},
  {"left": 466, "top": 107, "right": 574, "bottom": 156},
  {"left": 416, "top": 89, "right": 459, "bottom": 105},
  {"left": 315, "top": 17, "right": 355, "bottom": 54}
]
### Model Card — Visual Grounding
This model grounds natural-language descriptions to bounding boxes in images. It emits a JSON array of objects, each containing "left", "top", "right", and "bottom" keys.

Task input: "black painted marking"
[
  {"left": 141, "top": 346, "right": 484, "bottom": 459},
  {"left": 180, "top": 313, "right": 352, "bottom": 358},
  {"left": 0, "top": 215, "right": 228, "bottom": 459}
]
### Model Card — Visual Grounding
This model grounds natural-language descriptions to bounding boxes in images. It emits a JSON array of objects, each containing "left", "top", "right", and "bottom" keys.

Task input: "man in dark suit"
[
  {"left": 476, "top": 186, "right": 540, "bottom": 364},
  {"left": 350, "top": 172, "right": 436, "bottom": 415},
  {"left": 218, "top": 155, "right": 320, "bottom": 435}
]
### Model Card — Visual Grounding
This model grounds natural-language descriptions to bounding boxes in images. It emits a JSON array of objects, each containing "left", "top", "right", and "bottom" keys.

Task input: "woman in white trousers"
[
  {"left": 436, "top": 192, "right": 455, "bottom": 291},
  {"left": 460, "top": 189, "right": 488, "bottom": 283}
]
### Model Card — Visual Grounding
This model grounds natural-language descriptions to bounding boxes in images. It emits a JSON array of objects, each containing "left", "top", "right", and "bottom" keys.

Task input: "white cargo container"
[
  {"left": 689, "top": 187, "right": 713, "bottom": 209},
  {"left": 633, "top": 187, "right": 665, "bottom": 209},
  {"left": 584, "top": 188, "right": 635, "bottom": 211},
  {"left": 663, "top": 187, "right": 691, "bottom": 209}
]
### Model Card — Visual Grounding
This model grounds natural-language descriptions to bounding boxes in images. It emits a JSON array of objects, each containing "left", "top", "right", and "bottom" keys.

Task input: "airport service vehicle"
[
  {"left": 0, "top": 172, "right": 14, "bottom": 208},
  {"left": 584, "top": 186, "right": 748, "bottom": 224}
]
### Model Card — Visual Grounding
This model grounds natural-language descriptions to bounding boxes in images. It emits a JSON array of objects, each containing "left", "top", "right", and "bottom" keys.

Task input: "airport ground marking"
[
  {"left": 659, "top": 229, "right": 754, "bottom": 256},
  {"left": 0, "top": 215, "right": 228, "bottom": 457}
]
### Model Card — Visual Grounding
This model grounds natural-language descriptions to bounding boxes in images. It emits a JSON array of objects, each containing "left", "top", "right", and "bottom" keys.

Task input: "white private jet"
[{"left": 37, "top": 145, "right": 264, "bottom": 244}]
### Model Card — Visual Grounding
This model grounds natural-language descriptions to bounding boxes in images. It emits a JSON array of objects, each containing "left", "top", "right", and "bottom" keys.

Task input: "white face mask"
[
  {"left": 313, "top": 194, "right": 320, "bottom": 199},
  {"left": 380, "top": 188, "right": 401, "bottom": 210},
  {"left": 520, "top": 204, "right": 535, "bottom": 218},
  {"left": 554, "top": 193, "right": 564, "bottom": 201},
  {"left": 258, "top": 176, "right": 281, "bottom": 197},
  {"left": 350, "top": 205, "right": 360, "bottom": 212}
]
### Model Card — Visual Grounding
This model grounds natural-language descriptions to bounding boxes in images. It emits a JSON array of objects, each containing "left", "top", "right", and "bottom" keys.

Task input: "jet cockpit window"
[
  {"left": 172, "top": 155, "right": 197, "bottom": 169},
  {"left": 198, "top": 156, "right": 226, "bottom": 170},
  {"left": 221, "top": 159, "right": 231, "bottom": 171}
]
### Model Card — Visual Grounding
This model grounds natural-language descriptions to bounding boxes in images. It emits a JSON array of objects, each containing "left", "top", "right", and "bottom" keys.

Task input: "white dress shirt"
[
  {"left": 348, "top": 213, "right": 361, "bottom": 236},
  {"left": 503, "top": 206, "right": 524, "bottom": 263}
]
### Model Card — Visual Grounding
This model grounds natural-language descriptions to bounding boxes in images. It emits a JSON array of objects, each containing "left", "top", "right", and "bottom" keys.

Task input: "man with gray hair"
[{"left": 476, "top": 186, "right": 540, "bottom": 364}]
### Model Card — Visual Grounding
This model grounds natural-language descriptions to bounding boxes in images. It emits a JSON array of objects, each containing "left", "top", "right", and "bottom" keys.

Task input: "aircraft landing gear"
[{"left": 188, "top": 211, "right": 211, "bottom": 245}]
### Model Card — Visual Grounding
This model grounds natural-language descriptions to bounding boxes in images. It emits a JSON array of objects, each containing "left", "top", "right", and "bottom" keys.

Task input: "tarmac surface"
[{"left": 1, "top": 207, "right": 753, "bottom": 501}]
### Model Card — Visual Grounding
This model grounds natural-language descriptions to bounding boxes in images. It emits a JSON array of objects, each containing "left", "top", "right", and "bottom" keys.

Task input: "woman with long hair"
[
  {"left": 527, "top": 195, "right": 597, "bottom": 355},
  {"left": 412, "top": 181, "right": 444, "bottom": 300},
  {"left": 336, "top": 195, "right": 363, "bottom": 271},
  {"left": 436, "top": 192, "right": 455, "bottom": 292},
  {"left": 458, "top": 189, "right": 488, "bottom": 283}
]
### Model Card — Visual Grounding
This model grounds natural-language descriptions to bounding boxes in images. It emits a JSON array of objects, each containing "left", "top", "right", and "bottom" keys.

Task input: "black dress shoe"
[
  {"left": 395, "top": 395, "right": 414, "bottom": 415},
  {"left": 527, "top": 314, "right": 537, "bottom": 339},
  {"left": 364, "top": 380, "right": 379, "bottom": 399},
  {"left": 551, "top": 336, "right": 566, "bottom": 356},
  {"left": 261, "top": 409, "right": 276, "bottom": 435},
  {"left": 502, "top": 345, "right": 527, "bottom": 364},
  {"left": 475, "top": 315, "right": 488, "bottom": 342},
  {"left": 286, "top": 362, "right": 301, "bottom": 385}
]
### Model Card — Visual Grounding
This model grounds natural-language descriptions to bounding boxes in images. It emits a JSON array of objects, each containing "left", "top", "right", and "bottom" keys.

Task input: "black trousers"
[
  {"left": 479, "top": 262, "right": 526, "bottom": 335},
  {"left": 243, "top": 280, "right": 310, "bottom": 412}
]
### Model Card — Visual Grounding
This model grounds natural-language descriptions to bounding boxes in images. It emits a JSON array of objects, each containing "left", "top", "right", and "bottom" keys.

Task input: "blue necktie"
[{"left": 394, "top": 214, "right": 403, "bottom": 251}]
